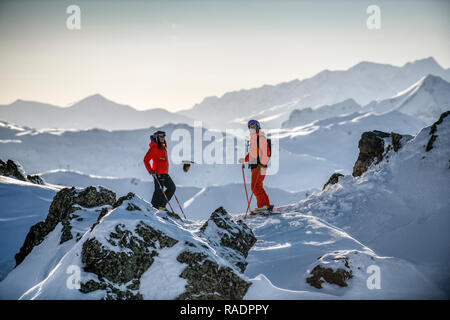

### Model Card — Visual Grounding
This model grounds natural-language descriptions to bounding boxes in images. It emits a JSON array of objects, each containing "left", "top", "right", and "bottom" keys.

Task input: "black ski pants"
[{"left": 151, "top": 173, "right": 176, "bottom": 208}]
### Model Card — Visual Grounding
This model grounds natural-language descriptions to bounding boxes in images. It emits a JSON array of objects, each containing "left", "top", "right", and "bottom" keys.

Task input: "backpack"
[
  {"left": 257, "top": 135, "right": 271, "bottom": 158},
  {"left": 253, "top": 135, "right": 271, "bottom": 168}
]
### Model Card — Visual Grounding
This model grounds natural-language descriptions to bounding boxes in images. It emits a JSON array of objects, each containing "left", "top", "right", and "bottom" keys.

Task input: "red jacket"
[{"left": 143, "top": 140, "right": 169, "bottom": 174}]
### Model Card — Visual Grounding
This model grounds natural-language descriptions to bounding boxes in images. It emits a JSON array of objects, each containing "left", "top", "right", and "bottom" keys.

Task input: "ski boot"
[{"left": 250, "top": 204, "right": 274, "bottom": 216}]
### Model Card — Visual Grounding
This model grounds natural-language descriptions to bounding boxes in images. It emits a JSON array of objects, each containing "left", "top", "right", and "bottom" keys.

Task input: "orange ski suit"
[{"left": 244, "top": 130, "right": 270, "bottom": 208}]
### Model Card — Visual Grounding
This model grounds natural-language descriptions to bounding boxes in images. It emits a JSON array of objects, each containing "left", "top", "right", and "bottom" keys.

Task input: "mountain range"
[
  {"left": 1, "top": 57, "right": 449, "bottom": 131},
  {"left": 282, "top": 74, "right": 450, "bottom": 128},
  {"left": 0, "top": 94, "right": 194, "bottom": 130},
  {"left": 180, "top": 57, "right": 450, "bottom": 129}
]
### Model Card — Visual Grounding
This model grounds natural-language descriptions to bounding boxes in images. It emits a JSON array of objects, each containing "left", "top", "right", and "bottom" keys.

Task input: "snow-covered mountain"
[
  {"left": 1, "top": 111, "right": 448, "bottom": 299},
  {"left": 1, "top": 58, "right": 448, "bottom": 132},
  {"left": 281, "top": 99, "right": 362, "bottom": 128},
  {"left": 0, "top": 121, "right": 340, "bottom": 192},
  {"left": 365, "top": 74, "right": 450, "bottom": 124},
  {"left": 0, "top": 94, "right": 194, "bottom": 130},
  {"left": 179, "top": 57, "right": 450, "bottom": 130},
  {"left": 283, "top": 74, "right": 450, "bottom": 130},
  {"left": 0, "top": 187, "right": 257, "bottom": 299},
  {"left": 276, "top": 110, "right": 427, "bottom": 172},
  {"left": 0, "top": 162, "right": 308, "bottom": 284},
  {"left": 0, "top": 108, "right": 428, "bottom": 194}
]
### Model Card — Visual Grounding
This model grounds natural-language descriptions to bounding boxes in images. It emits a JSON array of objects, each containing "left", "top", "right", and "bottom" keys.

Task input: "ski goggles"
[
  {"left": 154, "top": 131, "right": 166, "bottom": 137},
  {"left": 248, "top": 120, "right": 260, "bottom": 129}
]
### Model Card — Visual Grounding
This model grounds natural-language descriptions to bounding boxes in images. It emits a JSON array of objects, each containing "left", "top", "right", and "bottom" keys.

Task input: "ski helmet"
[
  {"left": 248, "top": 119, "right": 260, "bottom": 130},
  {"left": 151, "top": 130, "right": 167, "bottom": 147}
]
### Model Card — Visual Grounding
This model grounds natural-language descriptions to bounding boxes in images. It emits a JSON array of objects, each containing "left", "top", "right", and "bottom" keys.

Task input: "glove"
[
  {"left": 150, "top": 170, "right": 157, "bottom": 176},
  {"left": 238, "top": 158, "right": 245, "bottom": 164}
]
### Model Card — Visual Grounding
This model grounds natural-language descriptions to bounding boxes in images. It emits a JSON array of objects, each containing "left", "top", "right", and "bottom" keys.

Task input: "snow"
[
  {"left": 243, "top": 212, "right": 445, "bottom": 299},
  {"left": 0, "top": 94, "right": 195, "bottom": 131},
  {"left": 179, "top": 58, "right": 450, "bottom": 131},
  {"left": 365, "top": 75, "right": 450, "bottom": 124},
  {"left": 1, "top": 112, "right": 449, "bottom": 299},
  {"left": 0, "top": 176, "right": 60, "bottom": 281},
  {"left": 273, "top": 115, "right": 450, "bottom": 295},
  {"left": 139, "top": 244, "right": 188, "bottom": 299},
  {"left": 0, "top": 58, "right": 449, "bottom": 300}
]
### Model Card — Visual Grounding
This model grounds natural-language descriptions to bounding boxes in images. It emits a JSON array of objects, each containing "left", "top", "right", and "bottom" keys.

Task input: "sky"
[{"left": 0, "top": 0, "right": 449, "bottom": 111}]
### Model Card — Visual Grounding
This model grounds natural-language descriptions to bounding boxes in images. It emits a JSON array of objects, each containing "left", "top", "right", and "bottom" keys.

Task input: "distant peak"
[
  {"left": 349, "top": 60, "right": 384, "bottom": 72},
  {"left": 72, "top": 94, "right": 112, "bottom": 106},
  {"left": 354, "top": 61, "right": 376, "bottom": 67},
  {"left": 420, "top": 74, "right": 447, "bottom": 87},
  {"left": 83, "top": 93, "right": 108, "bottom": 101},
  {"left": 422, "top": 73, "right": 443, "bottom": 81},
  {"left": 405, "top": 57, "right": 442, "bottom": 69},
  {"left": 414, "top": 56, "right": 437, "bottom": 64}
]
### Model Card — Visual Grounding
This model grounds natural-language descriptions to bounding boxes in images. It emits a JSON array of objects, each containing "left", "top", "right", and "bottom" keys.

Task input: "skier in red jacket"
[
  {"left": 143, "top": 130, "right": 176, "bottom": 210},
  {"left": 239, "top": 120, "right": 272, "bottom": 214}
]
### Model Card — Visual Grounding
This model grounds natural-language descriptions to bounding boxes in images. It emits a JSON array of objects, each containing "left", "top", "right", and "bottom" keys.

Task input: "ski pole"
[
  {"left": 154, "top": 175, "right": 177, "bottom": 216},
  {"left": 241, "top": 164, "right": 250, "bottom": 212},
  {"left": 244, "top": 190, "right": 254, "bottom": 219},
  {"left": 173, "top": 193, "right": 187, "bottom": 219}
]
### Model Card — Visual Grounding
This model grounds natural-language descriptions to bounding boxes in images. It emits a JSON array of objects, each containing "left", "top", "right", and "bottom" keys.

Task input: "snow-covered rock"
[
  {"left": 0, "top": 159, "right": 46, "bottom": 185},
  {"left": 0, "top": 187, "right": 256, "bottom": 300},
  {"left": 352, "top": 130, "right": 412, "bottom": 177}
]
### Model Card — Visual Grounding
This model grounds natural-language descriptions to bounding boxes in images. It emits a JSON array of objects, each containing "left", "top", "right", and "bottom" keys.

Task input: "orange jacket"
[
  {"left": 244, "top": 130, "right": 270, "bottom": 167},
  {"left": 143, "top": 140, "right": 169, "bottom": 174}
]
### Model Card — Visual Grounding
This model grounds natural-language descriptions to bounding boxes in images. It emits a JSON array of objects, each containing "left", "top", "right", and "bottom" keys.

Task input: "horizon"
[
  {"left": 1, "top": 0, "right": 449, "bottom": 111},
  {"left": 2, "top": 56, "right": 447, "bottom": 112}
]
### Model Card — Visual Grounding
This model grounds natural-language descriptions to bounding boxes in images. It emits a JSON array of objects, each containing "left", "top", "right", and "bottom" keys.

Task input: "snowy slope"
[
  {"left": 0, "top": 110, "right": 427, "bottom": 193},
  {"left": 364, "top": 75, "right": 450, "bottom": 124},
  {"left": 0, "top": 190, "right": 255, "bottom": 300},
  {"left": 0, "top": 179, "right": 444, "bottom": 300},
  {"left": 243, "top": 212, "right": 443, "bottom": 299},
  {"left": 276, "top": 112, "right": 450, "bottom": 295},
  {"left": 0, "top": 176, "right": 61, "bottom": 281},
  {"left": 281, "top": 99, "right": 362, "bottom": 128},
  {"left": 0, "top": 121, "right": 340, "bottom": 192}
]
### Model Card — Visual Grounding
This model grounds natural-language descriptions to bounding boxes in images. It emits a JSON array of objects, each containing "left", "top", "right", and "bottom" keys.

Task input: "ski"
[{"left": 247, "top": 205, "right": 283, "bottom": 217}]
